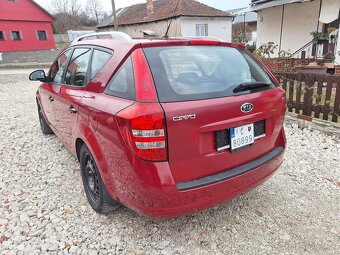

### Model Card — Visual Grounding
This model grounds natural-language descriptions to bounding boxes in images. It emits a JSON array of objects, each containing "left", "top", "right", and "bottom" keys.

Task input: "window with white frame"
[
  {"left": 0, "top": 31, "right": 6, "bottom": 41},
  {"left": 11, "top": 31, "right": 22, "bottom": 40},
  {"left": 196, "top": 24, "right": 208, "bottom": 36},
  {"left": 37, "top": 30, "right": 48, "bottom": 40}
]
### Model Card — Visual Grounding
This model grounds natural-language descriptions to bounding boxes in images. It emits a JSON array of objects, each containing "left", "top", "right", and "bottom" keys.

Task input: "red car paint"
[{"left": 36, "top": 39, "right": 286, "bottom": 219}]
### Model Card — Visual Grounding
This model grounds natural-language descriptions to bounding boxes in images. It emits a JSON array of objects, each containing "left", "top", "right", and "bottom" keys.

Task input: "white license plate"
[{"left": 230, "top": 123, "right": 254, "bottom": 151}]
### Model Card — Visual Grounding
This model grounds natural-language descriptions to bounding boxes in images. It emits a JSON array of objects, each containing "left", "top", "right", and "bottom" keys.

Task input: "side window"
[
  {"left": 37, "top": 30, "right": 47, "bottom": 40},
  {"left": 65, "top": 48, "right": 92, "bottom": 86},
  {"left": 90, "top": 49, "right": 112, "bottom": 79},
  {"left": 196, "top": 24, "right": 208, "bottom": 36},
  {"left": 105, "top": 57, "right": 135, "bottom": 100},
  {"left": 10, "top": 31, "right": 22, "bottom": 40},
  {"left": 0, "top": 31, "right": 6, "bottom": 41},
  {"left": 50, "top": 49, "right": 72, "bottom": 83}
]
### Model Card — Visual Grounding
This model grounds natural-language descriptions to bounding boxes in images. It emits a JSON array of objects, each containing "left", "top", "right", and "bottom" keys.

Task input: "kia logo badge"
[{"left": 241, "top": 103, "right": 254, "bottom": 113}]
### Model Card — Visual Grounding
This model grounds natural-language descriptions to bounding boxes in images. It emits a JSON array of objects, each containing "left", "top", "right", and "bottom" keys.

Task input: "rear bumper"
[{"left": 118, "top": 146, "right": 285, "bottom": 219}]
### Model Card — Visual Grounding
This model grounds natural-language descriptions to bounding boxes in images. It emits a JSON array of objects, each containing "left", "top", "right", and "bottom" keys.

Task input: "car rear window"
[{"left": 143, "top": 46, "right": 276, "bottom": 102}]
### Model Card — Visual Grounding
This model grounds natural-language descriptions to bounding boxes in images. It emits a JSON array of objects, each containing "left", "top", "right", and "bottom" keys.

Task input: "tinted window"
[
  {"left": 144, "top": 46, "right": 275, "bottom": 102},
  {"left": 90, "top": 49, "right": 112, "bottom": 79},
  {"left": 65, "top": 48, "right": 92, "bottom": 86},
  {"left": 104, "top": 57, "right": 135, "bottom": 100},
  {"left": 50, "top": 49, "right": 72, "bottom": 83}
]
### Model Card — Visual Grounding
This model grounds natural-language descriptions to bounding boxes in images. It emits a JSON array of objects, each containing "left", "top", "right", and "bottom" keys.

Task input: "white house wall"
[
  {"left": 180, "top": 17, "right": 232, "bottom": 42},
  {"left": 336, "top": 22, "right": 340, "bottom": 65},
  {"left": 257, "top": 0, "right": 322, "bottom": 56},
  {"left": 100, "top": 18, "right": 182, "bottom": 38},
  {"left": 256, "top": 5, "right": 283, "bottom": 54}
]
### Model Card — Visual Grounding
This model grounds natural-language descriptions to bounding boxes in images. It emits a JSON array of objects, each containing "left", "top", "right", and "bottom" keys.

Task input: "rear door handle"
[
  {"left": 49, "top": 95, "right": 54, "bottom": 102},
  {"left": 69, "top": 106, "right": 77, "bottom": 114}
]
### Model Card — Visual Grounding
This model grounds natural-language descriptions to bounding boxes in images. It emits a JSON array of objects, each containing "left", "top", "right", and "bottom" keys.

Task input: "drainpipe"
[
  {"left": 278, "top": 4, "right": 285, "bottom": 54},
  {"left": 314, "top": 0, "right": 323, "bottom": 61},
  {"left": 316, "top": 0, "right": 323, "bottom": 33}
]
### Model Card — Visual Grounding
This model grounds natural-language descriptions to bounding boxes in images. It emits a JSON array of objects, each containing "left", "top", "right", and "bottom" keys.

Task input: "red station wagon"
[{"left": 29, "top": 32, "right": 286, "bottom": 219}]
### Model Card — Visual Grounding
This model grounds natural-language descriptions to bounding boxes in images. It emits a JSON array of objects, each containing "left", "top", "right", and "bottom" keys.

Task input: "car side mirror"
[{"left": 29, "top": 70, "right": 47, "bottom": 82}]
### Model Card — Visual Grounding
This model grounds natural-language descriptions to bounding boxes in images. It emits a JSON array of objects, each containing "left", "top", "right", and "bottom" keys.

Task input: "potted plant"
[{"left": 310, "top": 31, "right": 330, "bottom": 43}]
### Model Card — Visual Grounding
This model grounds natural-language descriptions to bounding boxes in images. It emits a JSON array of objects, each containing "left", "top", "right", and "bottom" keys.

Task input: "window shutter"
[
  {"left": 36, "top": 31, "right": 39, "bottom": 40},
  {"left": 205, "top": 24, "right": 208, "bottom": 36},
  {"left": 19, "top": 31, "right": 23, "bottom": 40}
]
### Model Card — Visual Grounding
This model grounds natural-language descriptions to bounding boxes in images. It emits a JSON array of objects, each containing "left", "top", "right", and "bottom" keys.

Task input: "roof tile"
[{"left": 99, "top": 0, "right": 232, "bottom": 27}]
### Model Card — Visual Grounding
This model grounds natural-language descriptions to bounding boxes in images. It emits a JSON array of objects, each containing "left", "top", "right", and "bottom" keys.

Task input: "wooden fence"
[{"left": 275, "top": 73, "right": 340, "bottom": 123}]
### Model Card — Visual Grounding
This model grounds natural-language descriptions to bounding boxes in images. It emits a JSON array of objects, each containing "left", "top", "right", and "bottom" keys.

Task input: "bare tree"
[
  {"left": 49, "top": 0, "right": 86, "bottom": 33},
  {"left": 50, "top": 0, "right": 82, "bottom": 16},
  {"left": 87, "top": 0, "right": 104, "bottom": 24}
]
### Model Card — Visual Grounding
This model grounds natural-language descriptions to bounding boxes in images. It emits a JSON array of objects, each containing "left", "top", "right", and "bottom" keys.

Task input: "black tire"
[
  {"left": 37, "top": 103, "right": 53, "bottom": 135},
  {"left": 79, "top": 144, "right": 121, "bottom": 214}
]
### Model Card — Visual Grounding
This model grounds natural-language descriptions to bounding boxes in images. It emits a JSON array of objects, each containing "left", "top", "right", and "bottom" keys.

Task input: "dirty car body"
[{"left": 31, "top": 36, "right": 286, "bottom": 219}]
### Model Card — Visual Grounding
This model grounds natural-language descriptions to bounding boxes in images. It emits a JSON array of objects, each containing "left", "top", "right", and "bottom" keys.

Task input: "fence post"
[
  {"left": 295, "top": 73, "right": 303, "bottom": 114},
  {"left": 287, "top": 74, "right": 294, "bottom": 112},
  {"left": 303, "top": 74, "right": 314, "bottom": 117},
  {"left": 314, "top": 75, "right": 324, "bottom": 119},
  {"left": 332, "top": 76, "right": 340, "bottom": 123},
  {"left": 323, "top": 76, "right": 333, "bottom": 121}
]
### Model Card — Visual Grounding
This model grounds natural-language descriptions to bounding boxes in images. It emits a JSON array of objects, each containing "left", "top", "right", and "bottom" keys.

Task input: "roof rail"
[
  {"left": 171, "top": 36, "right": 224, "bottom": 42},
  {"left": 72, "top": 32, "right": 132, "bottom": 44}
]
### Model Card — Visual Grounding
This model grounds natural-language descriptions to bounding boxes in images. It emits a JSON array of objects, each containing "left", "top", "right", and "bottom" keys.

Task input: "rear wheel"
[
  {"left": 80, "top": 144, "right": 121, "bottom": 214},
  {"left": 37, "top": 103, "right": 53, "bottom": 135}
]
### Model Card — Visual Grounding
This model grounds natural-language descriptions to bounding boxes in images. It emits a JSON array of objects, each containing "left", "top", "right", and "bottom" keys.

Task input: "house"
[
  {"left": 244, "top": 0, "right": 340, "bottom": 65},
  {"left": 228, "top": 8, "right": 257, "bottom": 43},
  {"left": 98, "top": 0, "right": 233, "bottom": 42},
  {"left": 0, "top": 0, "right": 55, "bottom": 52}
]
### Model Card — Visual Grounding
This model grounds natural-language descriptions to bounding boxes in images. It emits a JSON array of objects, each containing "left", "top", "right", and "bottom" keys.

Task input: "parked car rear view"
[{"left": 30, "top": 32, "right": 286, "bottom": 219}]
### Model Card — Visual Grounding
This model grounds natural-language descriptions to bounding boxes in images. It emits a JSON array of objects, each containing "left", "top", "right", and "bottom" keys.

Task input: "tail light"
[
  {"left": 116, "top": 103, "right": 167, "bottom": 162},
  {"left": 116, "top": 48, "right": 167, "bottom": 162}
]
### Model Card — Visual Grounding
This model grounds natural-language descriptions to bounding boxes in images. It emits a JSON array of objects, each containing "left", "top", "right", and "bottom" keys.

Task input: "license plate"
[{"left": 230, "top": 123, "right": 254, "bottom": 151}]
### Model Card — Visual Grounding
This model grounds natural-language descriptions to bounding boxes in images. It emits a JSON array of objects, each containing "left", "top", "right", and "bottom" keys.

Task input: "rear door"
[
  {"left": 53, "top": 47, "right": 92, "bottom": 149},
  {"left": 144, "top": 45, "right": 286, "bottom": 182}
]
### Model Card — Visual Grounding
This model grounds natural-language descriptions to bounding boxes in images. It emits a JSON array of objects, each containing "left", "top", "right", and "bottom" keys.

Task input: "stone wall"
[{"left": 0, "top": 49, "right": 61, "bottom": 64}]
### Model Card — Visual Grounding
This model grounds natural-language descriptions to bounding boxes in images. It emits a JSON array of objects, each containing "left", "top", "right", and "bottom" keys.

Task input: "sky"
[{"left": 35, "top": 0, "right": 251, "bottom": 12}]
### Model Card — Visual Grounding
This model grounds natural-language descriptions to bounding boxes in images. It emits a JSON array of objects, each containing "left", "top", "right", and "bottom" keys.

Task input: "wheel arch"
[
  {"left": 74, "top": 129, "right": 118, "bottom": 202},
  {"left": 75, "top": 138, "right": 85, "bottom": 162}
]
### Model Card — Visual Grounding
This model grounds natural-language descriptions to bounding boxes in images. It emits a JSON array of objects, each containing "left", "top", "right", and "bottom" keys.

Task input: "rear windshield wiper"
[{"left": 233, "top": 82, "right": 271, "bottom": 93}]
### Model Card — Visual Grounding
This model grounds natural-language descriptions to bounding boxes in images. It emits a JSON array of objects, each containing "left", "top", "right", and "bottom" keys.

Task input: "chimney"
[{"left": 147, "top": 0, "right": 154, "bottom": 16}]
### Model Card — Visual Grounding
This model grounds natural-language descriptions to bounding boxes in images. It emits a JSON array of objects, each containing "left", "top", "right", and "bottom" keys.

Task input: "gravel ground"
[{"left": 0, "top": 70, "right": 339, "bottom": 255}]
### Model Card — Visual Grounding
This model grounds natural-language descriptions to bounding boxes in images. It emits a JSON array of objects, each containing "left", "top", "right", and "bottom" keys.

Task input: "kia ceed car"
[{"left": 29, "top": 32, "right": 286, "bottom": 219}]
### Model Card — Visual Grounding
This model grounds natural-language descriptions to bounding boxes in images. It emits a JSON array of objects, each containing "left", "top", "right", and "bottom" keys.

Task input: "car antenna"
[{"left": 163, "top": 0, "right": 181, "bottom": 38}]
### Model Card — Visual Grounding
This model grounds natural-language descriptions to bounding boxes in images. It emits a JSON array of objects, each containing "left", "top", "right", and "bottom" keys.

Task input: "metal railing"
[{"left": 290, "top": 40, "right": 314, "bottom": 59}]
